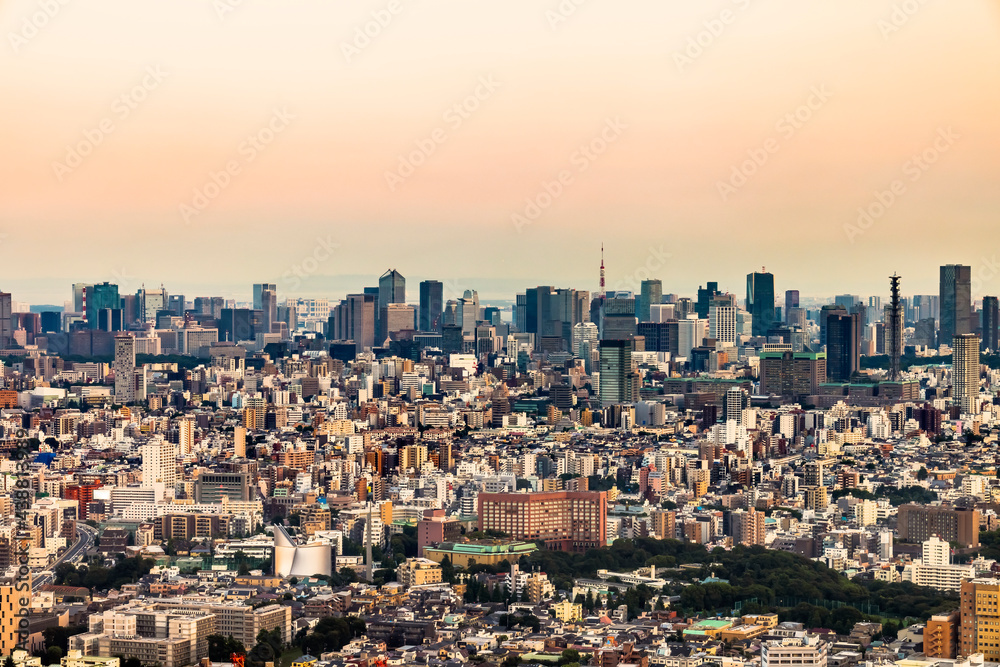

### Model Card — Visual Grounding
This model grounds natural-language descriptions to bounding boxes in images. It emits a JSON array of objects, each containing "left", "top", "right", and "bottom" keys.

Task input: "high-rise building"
[
  {"left": 746, "top": 270, "right": 775, "bottom": 337},
  {"left": 234, "top": 426, "right": 247, "bottom": 458},
  {"left": 961, "top": 579, "right": 1000, "bottom": 660},
  {"left": 141, "top": 439, "right": 177, "bottom": 490},
  {"left": 477, "top": 490, "right": 607, "bottom": 552},
  {"left": 572, "top": 322, "right": 599, "bottom": 358},
  {"left": 419, "top": 280, "right": 444, "bottom": 332},
  {"left": 138, "top": 286, "right": 168, "bottom": 324},
  {"left": 709, "top": 304, "right": 736, "bottom": 344},
  {"left": 730, "top": 507, "right": 765, "bottom": 546},
  {"left": 982, "top": 296, "right": 999, "bottom": 352},
  {"left": 940, "top": 264, "right": 972, "bottom": 344},
  {"left": 85, "top": 282, "right": 120, "bottom": 329},
  {"left": 924, "top": 610, "right": 959, "bottom": 659},
  {"left": 759, "top": 350, "right": 826, "bottom": 399},
  {"left": 253, "top": 283, "right": 276, "bottom": 310},
  {"left": 384, "top": 303, "right": 415, "bottom": 337},
  {"left": 723, "top": 386, "right": 749, "bottom": 425},
  {"left": 639, "top": 279, "right": 662, "bottom": 323},
  {"left": 259, "top": 287, "right": 277, "bottom": 335},
  {"left": 599, "top": 338, "right": 634, "bottom": 406},
  {"left": 0, "top": 291, "right": 11, "bottom": 348},
  {"left": 0, "top": 576, "right": 28, "bottom": 655},
  {"left": 329, "top": 294, "right": 376, "bottom": 352},
  {"left": 220, "top": 308, "right": 257, "bottom": 342},
  {"left": 784, "top": 290, "right": 799, "bottom": 323},
  {"left": 114, "top": 334, "right": 136, "bottom": 404},
  {"left": 72, "top": 283, "right": 92, "bottom": 313},
  {"left": 826, "top": 313, "right": 860, "bottom": 382},
  {"left": 953, "top": 333, "right": 981, "bottom": 414},
  {"left": 378, "top": 269, "right": 406, "bottom": 339},
  {"left": 696, "top": 282, "right": 720, "bottom": 319}
]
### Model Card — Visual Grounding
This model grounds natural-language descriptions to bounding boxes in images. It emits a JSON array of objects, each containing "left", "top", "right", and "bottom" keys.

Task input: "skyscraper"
[
  {"left": 330, "top": 293, "right": 377, "bottom": 352},
  {"left": 599, "top": 338, "right": 634, "bottom": 406},
  {"left": 85, "top": 282, "right": 119, "bottom": 329},
  {"left": 419, "top": 280, "right": 444, "bottom": 332},
  {"left": 253, "top": 283, "right": 277, "bottom": 310},
  {"left": 940, "top": 264, "right": 972, "bottom": 345},
  {"left": 378, "top": 269, "right": 405, "bottom": 339},
  {"left": 0, "top": 291, "right": 11, "bottom": 349},
  {"left": 114, "top": 334, "right": 136, "bottom": 404},
  {"left": 826, "top": 313, "right": 860, "bottom": 382},
  {"left": 709, "top": 304, "right": 736, "bottom": 344},
  {"left": 141, "top": 438, "right": 177, "bottom": 490},
  {"left": 982, "top": 296, "right": 998, "bottom": 352},
  {"left": 746, "top": 270, "right": 775, "bottom": 337},
  {"left": 137, "top": 286, "right": 168, "bottom": 324},
  {"left": 784, "top": 290, "right": 799, "bottom": 323},
  {"left": 696, "top": 281, "right": 720, "bottom": 319},
  {"left": 953, "top": 333, "right": 980, "bottom": 414},
  {"left": 639, "top": 279, "right": 662, "bottom": 323}
]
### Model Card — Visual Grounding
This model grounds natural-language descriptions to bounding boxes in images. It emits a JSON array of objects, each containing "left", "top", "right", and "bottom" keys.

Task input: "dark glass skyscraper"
[
  {"left": 419, "top": 280, "right": 443, "bottom": 332},
  {"left": 696, "top": 281, "right": 719, "bottom": 319},
  {"left": 940, "top": 264, "right": 971, "bottom": 345},
  {"left": 826, "top": 313, "right": 860, "bottom": 382},
  {"left": 746, "top": 271, "right": 775, "bottom": 337},
  {"left": 85, "top": 282, "right": 119, "bottom": 330},
  {"left": 983, "top": 296, "right": 999, "bottom": 352},
  {"left": 639, "top": 279, "right": 662, "bottom": 323}
]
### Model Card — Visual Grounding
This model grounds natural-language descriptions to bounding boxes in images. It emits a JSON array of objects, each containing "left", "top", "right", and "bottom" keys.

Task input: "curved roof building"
[{"left": 273, "top": 524, "right": 332, "bottom": 577}]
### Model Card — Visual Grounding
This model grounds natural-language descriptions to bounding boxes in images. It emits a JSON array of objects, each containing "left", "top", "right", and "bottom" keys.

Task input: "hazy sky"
[{"left": 3, "top": 0, "right": 1000, "bottom": 305}]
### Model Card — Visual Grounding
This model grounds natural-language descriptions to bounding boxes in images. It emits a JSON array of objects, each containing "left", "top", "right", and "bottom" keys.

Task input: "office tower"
[
  {"left": 709, "top": 304, "right": 736, "bottom": 344},
  {"left": 419, "top": 280, "right": 444, "bottom": 332},
  {"left": 252, "top": 283, "right": 276, "bottom": 310},
  {"left": 276, "top": 304, "right": 297, "bottom": 336},
  {"left": 194, "top": 296, "right": 225, "bottom": 318},
  {"left": 98, "top": 308, "right": 124, "bottom": 332},
  {"left": 888, "top": 274, "right": 904, "bottom": 382},
  {"left": 114, "top": 335, "right": 136, "bottom": 404},
  {"left": 478, "top": 490, "right": 607, "bottom": 552},
  {"left": 696, "top": 281, "right": 720, "bottom": 319},
  {"left": 759, "top": 350, "right": 826, "bottom": 398},
  {"left": 600, "top": 295, "right": 637, "bottom": 341},
  {"left": 961, "top": 580, "right": 1000, "bottom": 660},
  {"left": 639, "top": 279, "right": 663, "bottom": 323},
  {"left": 85, "top": 282, "right": 119, "bottom": 329},
  {"left": 677, "top": 317, "right": 701, "bottom": 359},
  {"left": 441, "top": 324, "right": 463, "bottom": 354},
  {"left": 940, "top": 264, "right": 972, "bottom": 344},
  {"left": 637, "top": 321, "right": 678, "bottom": 355},
  {"left": 168, "top": 294, "right": 186, "bottom": 316},
  {"left": 784, "top": 290, "right": 800, "bottom": 323},
  {"left": 40, "top": 311, "right": 61, "bottom": 333},
  {"left": 953, "top": 333, "right": 980, "bottom": 414},
  {"left": 898, "top": 504, "right": 979, "bottom": 547},
  {"left": 234, "top": 425, "right": 246, "bottom": 458},
  {"left": 119, "top": 293, "right": 138, "bottom": 325},
  {"left": 330, "top": 293, "right": 377, "bottom": 352},
  {"left": 458, "top": 290, "right": 479, "bottom": 335},
  {"left": 0, "top": 292, "right": 11, "bottom": 348},
  {"left": 746, "top": 270, "right": 775, "bottom": 337},
  {"left": 834, "top": 294, "right": 858, "bottom": 310},
  {"left": 384, "top": 303, "right": 415, "bottom": 338},
  {"left": 177, "top": 418, "right": 194, "bottom": 455},
  {"left": 599, "top": 338, "right": 634, "bottom": 405},
  {"left": 982, "top": 296, "right": 999, "bottom": 352},
  {"left": 259, "top": 287, "right": 277, "bottom": 335},
  {"left": 572, "top": 322, "right": 599, "bottom": 357},
  {"left": 141, "top": 438, "right": 177, "bottom": 489},
  {"left": 826, "top": 313, "right": 860, "bottom": 382},
  {"left": 378, "top": 269, "right": 405, "bottom": 338},
  {"left": 220, "top": 308, "right": 255, "bottom": 342},
  {"left": 723, "top": 386, "right": 749, "bottom": 425},
  {"left": 137, "top": 286, "right": 168, "bottom": 324}
]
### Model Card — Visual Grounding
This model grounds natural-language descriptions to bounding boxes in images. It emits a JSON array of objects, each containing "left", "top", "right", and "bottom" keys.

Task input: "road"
[{"left": 33, "top": 522, "right": 96, "bottom": 589}]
